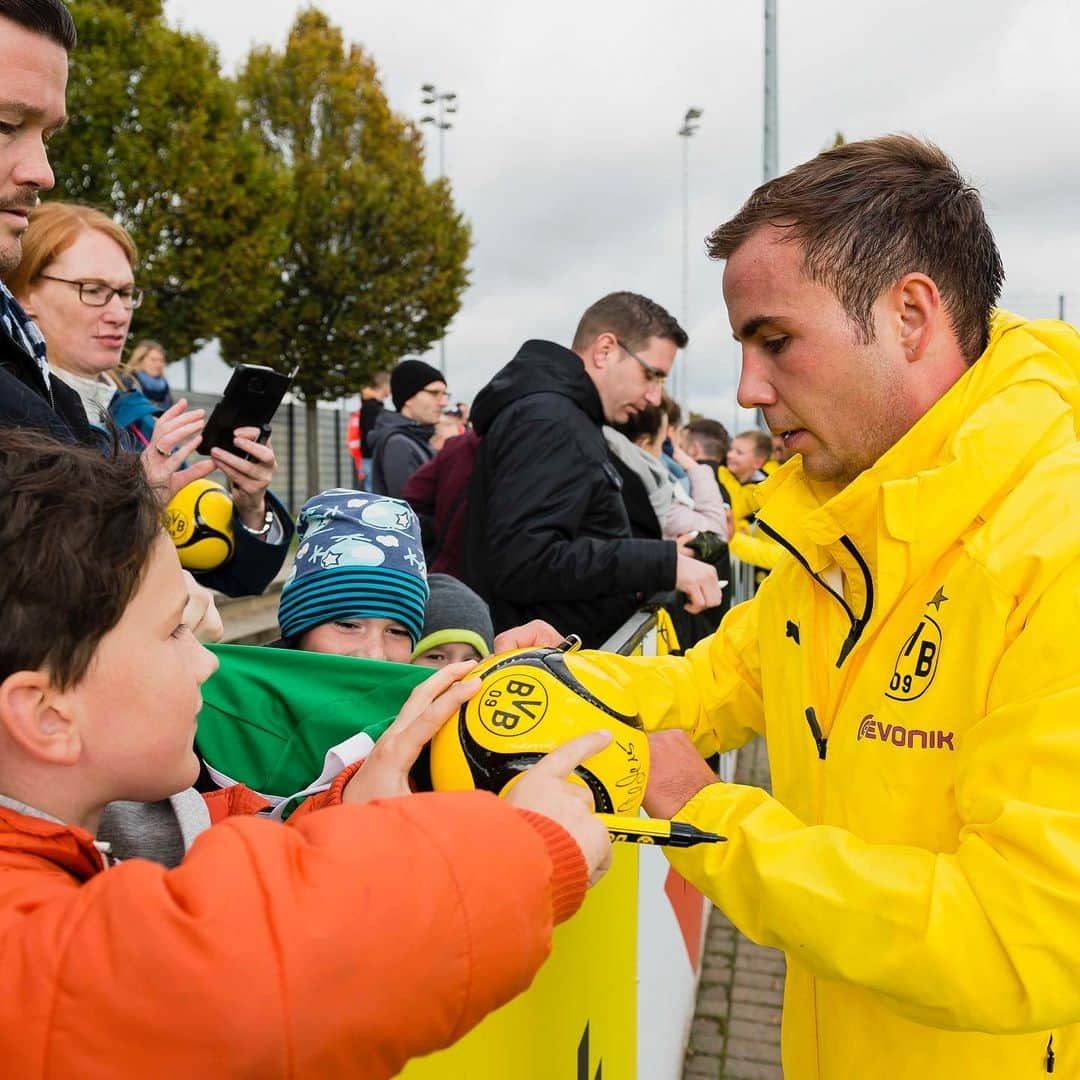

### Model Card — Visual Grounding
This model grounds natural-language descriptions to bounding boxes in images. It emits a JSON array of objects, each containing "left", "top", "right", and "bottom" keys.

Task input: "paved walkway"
[{"left": 683, "top": 737, "right": 784, "bottom": 1080}]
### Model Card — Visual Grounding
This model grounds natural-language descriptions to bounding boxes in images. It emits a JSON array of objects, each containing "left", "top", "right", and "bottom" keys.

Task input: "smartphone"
[{"left": 197, "top": 365, "right": 292, "bottom": 457}]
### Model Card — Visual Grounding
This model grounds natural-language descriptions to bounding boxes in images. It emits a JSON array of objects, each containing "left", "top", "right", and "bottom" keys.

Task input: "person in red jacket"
[
  {"left": 0, "top": 426, "right": 612, "bottom": 1078},
  {"left": 347, "top": 370, "right": 391, "bottom": 488}
]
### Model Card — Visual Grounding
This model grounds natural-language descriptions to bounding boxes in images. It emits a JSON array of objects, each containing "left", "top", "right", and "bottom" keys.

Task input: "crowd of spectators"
[{"left": 354, "top": 291, "right": 741, "bottom": 650}]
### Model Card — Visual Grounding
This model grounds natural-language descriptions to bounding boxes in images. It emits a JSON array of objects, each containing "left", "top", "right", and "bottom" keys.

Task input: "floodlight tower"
[
  {"left": 420, "top": 83, "right": 457, "bottom": 179},
  {"left": 420, "top": 83, "right": 459, "bottom": 374}
]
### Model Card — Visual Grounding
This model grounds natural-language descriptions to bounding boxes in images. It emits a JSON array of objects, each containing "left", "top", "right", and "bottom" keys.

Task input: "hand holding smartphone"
[{"left": 197, "top": 365, "right": 292, "bottom": 458}]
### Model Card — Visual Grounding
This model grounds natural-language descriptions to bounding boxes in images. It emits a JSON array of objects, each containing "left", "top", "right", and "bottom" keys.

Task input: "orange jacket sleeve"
[
  {"left": 290, "top": 765, "right": 586, "bottom": 925},
  {"left": 0, "top": 791, "right": 586, "bottom": 1079}
]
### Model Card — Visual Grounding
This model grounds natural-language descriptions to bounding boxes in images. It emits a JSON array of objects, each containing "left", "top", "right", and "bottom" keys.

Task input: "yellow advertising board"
[
  {"left": 401, "top": 606, "right": 705, "bottom": 1079},
  {"left": 399, "top": 844, "right": 639, "bottom": 1080}
]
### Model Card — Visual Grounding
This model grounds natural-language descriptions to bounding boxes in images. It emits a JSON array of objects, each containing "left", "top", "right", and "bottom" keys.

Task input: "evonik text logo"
[{"left": 856, "top": 714, "right": 954, "bottom": 751}]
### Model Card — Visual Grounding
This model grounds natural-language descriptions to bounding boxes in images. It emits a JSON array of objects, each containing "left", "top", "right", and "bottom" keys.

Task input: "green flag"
[{"left": 197, "top": 644, "right": 432, "bottom": 813}]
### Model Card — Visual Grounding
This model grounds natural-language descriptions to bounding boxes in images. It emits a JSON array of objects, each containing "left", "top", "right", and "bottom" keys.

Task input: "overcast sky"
[{"left": 164, "top": 0, "right": 1080, "bottom": 428}]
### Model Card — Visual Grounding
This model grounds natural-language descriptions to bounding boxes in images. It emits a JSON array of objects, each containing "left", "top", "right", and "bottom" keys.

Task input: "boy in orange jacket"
[{"left": 0, "top": 429, "right": 611, "bottom": 1078}]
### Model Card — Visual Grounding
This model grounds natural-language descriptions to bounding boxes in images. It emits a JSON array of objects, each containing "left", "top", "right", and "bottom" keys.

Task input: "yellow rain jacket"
[
  {"left": 718, "top": 464, "right": 784, "bottom": 573},
  {"left": 589, "top": 313, "right": 1080, "bottom": 1078}
]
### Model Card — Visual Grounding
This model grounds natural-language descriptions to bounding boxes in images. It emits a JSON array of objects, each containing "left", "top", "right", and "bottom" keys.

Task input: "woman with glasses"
[
  {"left": 3, "top": 202, "right": 293, "bottom": 597},
  {"left": 6, "top": 203, "right": 183, "bottom": 460}
]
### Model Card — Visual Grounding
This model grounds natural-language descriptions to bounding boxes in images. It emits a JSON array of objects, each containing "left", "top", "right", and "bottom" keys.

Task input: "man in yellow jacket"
[
  {"left": 717, "top": 431, "right": 784, "bottom": 586},
  {"left": 582, "top": 134, "right": 1080, "bottom": 1077}
]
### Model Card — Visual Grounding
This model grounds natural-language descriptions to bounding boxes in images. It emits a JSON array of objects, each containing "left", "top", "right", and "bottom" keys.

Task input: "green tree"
[
  {"left": 50, "top": 0, "right": 289, "bottom": 361},
  {"left": 222, "top": 8, "right": 472, "bottom": 491}
]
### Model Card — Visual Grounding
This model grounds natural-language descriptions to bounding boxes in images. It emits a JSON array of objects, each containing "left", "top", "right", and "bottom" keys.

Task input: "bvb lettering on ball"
[
  {"left": 164, "top": 479, "right": 236, "bottom": 571},
  {"left": 430, "top": 641, "right": 649, "bottom": 815}
]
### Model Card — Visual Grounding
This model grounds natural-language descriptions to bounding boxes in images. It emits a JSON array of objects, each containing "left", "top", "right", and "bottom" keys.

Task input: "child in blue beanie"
[{"left": 278, "top": 489, "right": 429, "bottom": 663}]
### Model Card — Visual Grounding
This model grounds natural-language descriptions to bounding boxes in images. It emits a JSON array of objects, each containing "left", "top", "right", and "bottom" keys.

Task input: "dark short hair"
[
  {"left": 735, "top": 429, "right": 773, "bottom": 462},
  {"left": 0, "top": 0, "right": 77, "bottom": 50},
  {"left": 613, "top": 401, "right": 665, "bottom": 445},
  {"left": 662, "top": 394, "right": 682, "bottom": 428},
  {"left": 684, "top": 418, "right": 730, "bottom": 461},
  {"left": 572, "top": 291, "right": 688, "bottom": 353},
  {"left": 0, "top": 430, "right": 161, "bottom": 689},
  {"left": 707, "top": 135, "right": 1004, "bottom": 363}
]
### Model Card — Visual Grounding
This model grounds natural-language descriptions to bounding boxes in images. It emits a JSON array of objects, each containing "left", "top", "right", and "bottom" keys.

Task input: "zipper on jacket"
[
  {"left": 757, "top": 521, "right": 874, "bottom": 668},
  {"left": 805, "top": 707, "right": 827, "bottom": 760},
  {"left": 1046, "top": 1034, "right": 1055, "bottom": 1073},
  {"left": 835, "top": 537, "right": 874, "bottom": 666}
]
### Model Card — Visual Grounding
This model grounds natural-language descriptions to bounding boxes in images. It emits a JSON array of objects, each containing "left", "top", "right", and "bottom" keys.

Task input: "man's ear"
[
  {"left": 893, "top": 273, "right": 940, "bottom": 364},
  {"left": 580, "top": 331, "right": 618, "bottom": 372},
  {"left": 0, "top": 671, "right": 82, "bottom": 767}
]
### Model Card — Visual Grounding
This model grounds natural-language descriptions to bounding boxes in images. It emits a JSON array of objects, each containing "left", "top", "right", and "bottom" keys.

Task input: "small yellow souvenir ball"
[
  {"left": 164, "top": 479, "right": 236, "bottom": 571},
  {"left": 430, "top": 642, "right": 649, "bottom": 815}
]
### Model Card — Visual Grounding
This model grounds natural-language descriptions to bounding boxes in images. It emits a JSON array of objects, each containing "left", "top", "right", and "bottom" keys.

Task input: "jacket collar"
[
  {"left": 471, "top": 340, "right": 604, "bottom": 433},
  {"left": 755, "top": 311, "right": 1080, "bottom": 622},
  {"left": 371, "top": 408, "right": 435, "bottom": 446},
  {"left": 0, "top": 802, "right": 106, "bottom": 881},
  {"left": 50, "top": 367, "right": 116, "bottom": 427}
]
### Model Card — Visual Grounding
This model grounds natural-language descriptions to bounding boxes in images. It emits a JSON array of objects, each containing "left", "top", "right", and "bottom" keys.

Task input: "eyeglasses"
[
  {"left": 39, "top": 274, "right": 144, "bottom": 310},
  {"left": 418, "top": 385, "right": 451, "bottom": 401},
  {"left": 616, "top": 339, "right": 667, "bottom": 385}
]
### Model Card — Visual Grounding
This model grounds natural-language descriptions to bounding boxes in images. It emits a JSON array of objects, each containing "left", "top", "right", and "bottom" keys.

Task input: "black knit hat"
[
  {"left": 412, "top": 574, "right": 494, "bottom": 660},
  {"left": 391, "top": 359, "right": 445, "bottom": 412}
]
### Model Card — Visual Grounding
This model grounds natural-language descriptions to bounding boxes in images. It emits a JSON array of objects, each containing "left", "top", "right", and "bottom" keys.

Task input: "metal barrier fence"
[
  {"left": 728, "top": 553, "right": 758, "bottom": 607},
  {"left": 182, "top": 391, "right": 357, "bottom": 514}
]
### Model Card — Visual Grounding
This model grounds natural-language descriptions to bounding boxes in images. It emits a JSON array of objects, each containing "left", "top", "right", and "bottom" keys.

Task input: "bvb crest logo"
[
  {"left": 886, "top": 615, "right": 942, "bottom": 701},
  {"left": 478, "top": 674, "right": 550, "bottom": 738}
]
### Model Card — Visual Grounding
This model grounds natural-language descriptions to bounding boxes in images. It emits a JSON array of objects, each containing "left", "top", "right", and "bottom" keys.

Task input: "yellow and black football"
[
  {"left": 164, "top": 478, "right": 236, "bottom": 571},
  {"left": 430, "top": 638, "right": 649, "bottom": 815}
]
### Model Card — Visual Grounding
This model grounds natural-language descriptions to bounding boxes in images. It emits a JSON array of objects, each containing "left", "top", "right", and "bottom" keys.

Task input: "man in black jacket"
[
  {"left": 464, "top": 292, "right": 723, "bottom": 647},
  {"left": 370, "top": 359, "right": 445, "bottom": 497}
]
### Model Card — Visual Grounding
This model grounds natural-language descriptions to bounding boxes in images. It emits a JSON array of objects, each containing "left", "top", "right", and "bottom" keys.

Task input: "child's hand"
[
  {"left": 671, "top": 443, "right": 697, "bottom": 472},
  {"left": 341, "top": 661, "right": 480, "bottom": 805},
  {"left": 504, "top": 729, "right": 614, "bottom": 887},
  {"left": 181, "top": 570, "right": 223, "bottom": 642}
]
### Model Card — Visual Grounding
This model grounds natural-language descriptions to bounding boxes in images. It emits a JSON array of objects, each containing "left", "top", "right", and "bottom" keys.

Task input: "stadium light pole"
[
  {"left": 755, "top": 0, "right": 779, "bottom": 431},
  {"left": 421, "top": 83, "right": 458, "bottom": 375},
  {"left": 763, "top": 0, "right": 778, "bottom": 183},
  {"left": 677, "top": 107, "right": 703, "bottom": 409}
]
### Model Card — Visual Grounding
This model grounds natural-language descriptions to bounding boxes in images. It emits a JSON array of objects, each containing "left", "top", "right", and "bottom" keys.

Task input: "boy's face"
[
  {"left": 726, "top": 436, "right": 765, "bottom": 483},
  {"left": 64, "top": 533, "right": 219, "bottom": 804},
  {"left": 298, "top": 618, "right": 414, "bottom": 663},
  {"left": 413, "top": 641, "right": 484, "bottom": 670}
]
